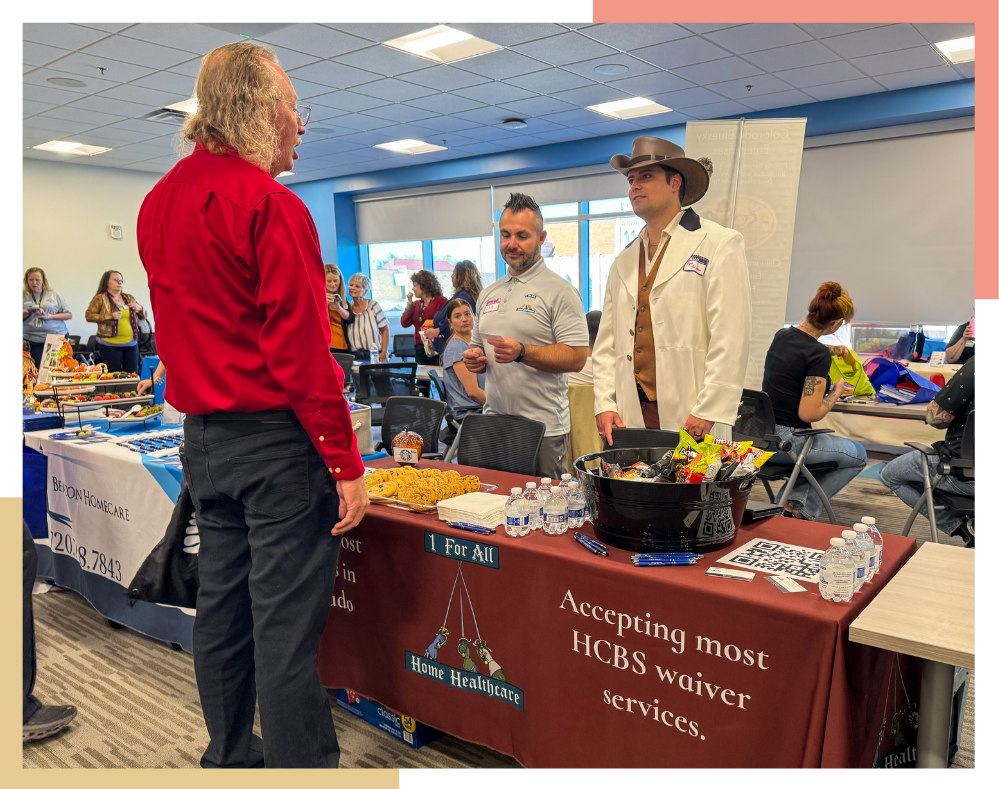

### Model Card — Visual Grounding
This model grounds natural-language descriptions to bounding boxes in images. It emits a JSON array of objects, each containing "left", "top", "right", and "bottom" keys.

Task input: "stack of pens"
[
  {"left": 631, "top": 552, "right": 702, "bottom": 566},
  {"left": 574, "top": 533, "right": 609, "bottom": 556}
]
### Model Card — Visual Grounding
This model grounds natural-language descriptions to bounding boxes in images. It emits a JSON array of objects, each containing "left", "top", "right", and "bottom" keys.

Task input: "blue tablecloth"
[{"left": 140, "top": 355, "right": 164, "bottom": 404}]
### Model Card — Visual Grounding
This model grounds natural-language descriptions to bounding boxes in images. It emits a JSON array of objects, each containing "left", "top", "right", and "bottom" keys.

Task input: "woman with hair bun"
[{"left": 762, "top": 281, "right": 867, "bottom": 520}]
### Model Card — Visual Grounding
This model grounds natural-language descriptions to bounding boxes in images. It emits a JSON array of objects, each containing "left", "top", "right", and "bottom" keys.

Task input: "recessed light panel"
[
  {"left": 383, "top": 25, "right": 501, "bottom": 64},
  {"left": 166, "top": 98, "right": 199, "bottom": 114},
  {"left": 935, "top": 36, "right": 974, "bottom": 64},
  {"left": 276, "top": 171, "right": 295, "bottom": 177},
  {"left": 587, "top": 97, "right": 673, "bottom": 120},
  {"left": 33, "top": 140, "right": 111, "bottom": 156},
  {"left": 373, "top": 139, "right": 447, "bottom": 155},
  {"left": 46, "top": 77, "right": 87, "bottom": 88}
]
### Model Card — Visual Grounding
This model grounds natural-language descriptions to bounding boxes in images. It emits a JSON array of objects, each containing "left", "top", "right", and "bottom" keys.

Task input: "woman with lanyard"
[
  {"left": 346, "top": 273, "right": 389, "bottom": 362},
  {"left": 400, "top": 269, "right": 447, "bottom": 366},
  {"left": 84, "top": 270, "right": 146, "bottom": 374},
  {"left": 22, "top": 268, "right": 72, "bottom": 368},
  {"left": 423, "top": 260, "right": 482, "bottom": 357},
  {"left": 324, "top": 263, "right": 354, "bottom": 354}
]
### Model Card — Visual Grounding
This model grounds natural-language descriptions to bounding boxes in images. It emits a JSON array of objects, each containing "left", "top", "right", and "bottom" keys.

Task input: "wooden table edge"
[{"left": 848, "top": 626, "right": 974, "bottom": 670}]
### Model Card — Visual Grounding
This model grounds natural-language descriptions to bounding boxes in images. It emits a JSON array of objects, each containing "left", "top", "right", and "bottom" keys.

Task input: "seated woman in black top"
[
  {"left": 945, "top": 318, "right": 974, "bottom": 364},
  {"left": 762, "top": 282, "right": 867, "bottom": 519}
]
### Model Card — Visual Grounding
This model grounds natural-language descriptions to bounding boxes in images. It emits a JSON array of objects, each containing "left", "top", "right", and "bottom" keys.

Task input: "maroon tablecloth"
[{"left": 318, "top": 459, "right": 920, "bottom": 768}]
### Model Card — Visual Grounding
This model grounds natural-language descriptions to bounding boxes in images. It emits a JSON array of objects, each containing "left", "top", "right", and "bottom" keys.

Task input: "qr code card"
[{"left": 716, "top": 538, "right": 824, "bottom": 583}]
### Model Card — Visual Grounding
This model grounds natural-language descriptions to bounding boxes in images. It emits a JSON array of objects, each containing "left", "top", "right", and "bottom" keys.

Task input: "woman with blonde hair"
[
  {"left": 22, "top": 268, "right": 72, "bottom": 367},
  {"left": 84, "top": 270, "right": 145, "bottom": 374},
  {"left": 324, "top": 263, "right": 354, "bottom": 354},
  {"left": 425, "top": 260, "right": 483, "bottom": 356},
  {"left": 762, "top": 281, "right": 866, "bottom": 519},
  {"left": 346, "top": 273, "right": 389, "bottom": 362}
]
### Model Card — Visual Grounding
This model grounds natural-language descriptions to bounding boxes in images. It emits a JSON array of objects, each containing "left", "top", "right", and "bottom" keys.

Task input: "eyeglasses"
[{"left": 279, "top": 100, "right": 311, "bottom": 127}]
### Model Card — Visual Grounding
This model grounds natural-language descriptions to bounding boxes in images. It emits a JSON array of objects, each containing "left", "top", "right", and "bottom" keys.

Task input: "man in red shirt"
[{"left": 137, "top": 42, "right": 367, "bottom": 769}]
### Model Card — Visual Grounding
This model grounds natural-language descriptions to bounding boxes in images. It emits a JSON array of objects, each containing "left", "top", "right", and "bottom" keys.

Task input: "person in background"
[
  {"left": 424, "top": 260, "right": 483, "bottom": 355},
  {"left": 880, "top": 356, "right": 975, "bottom": 546},
  {"left": 85, "top": 270, "right": 145, "bottom": 374},
  {"left": 762, "top": 282, "right": 867, "bottom": 519},
  {"left": 346, "top": 273, "right": 388, "bottom": 363},
  {"left": 22, "top": 268, "right": 72, "bottom": 368},
  {"left": 137, "top": 360, "right": 166, "bottom": 396},
  {"left": 324, "top": 263, "right": 354, "bottom": 355},
  {"left": 400, "top": 270, "right": 447, "bottom": 366},
  {"left": 568, "top": 310, "right": 602, "bottom": 386},
  {"left": 441, "top": 299, "right": 485, "bottom": 422},
  {"left": 945, "top": 316, "right": 975, "bottom": 363},
  {"left": 463, "top": 192, "right": 589, "bottom": 480}
]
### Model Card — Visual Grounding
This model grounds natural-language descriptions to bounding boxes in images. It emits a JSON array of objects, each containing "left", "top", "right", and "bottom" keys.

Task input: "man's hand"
[
  {"left": 682, "top": 415, "right": 714, "bottom": 440},
  {"left": 963, "top": 326, "right": 973, "bottom": 340},
  {"left": 596, "top": 411, "right": 625, "bottom": 446},
  {"left": 463, "top": 346, "right": 487, "bottom": 373},
  {"left": 486, "top": 336, "right": 523, "bottom": 364},
  {"left": 332, "top": 476, "right": 369, "bottom": 535}
]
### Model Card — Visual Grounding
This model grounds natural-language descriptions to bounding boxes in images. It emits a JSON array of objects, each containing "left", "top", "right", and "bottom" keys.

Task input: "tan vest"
[{"left": 634, "top": 239, "right": 669, "bottom": 400}]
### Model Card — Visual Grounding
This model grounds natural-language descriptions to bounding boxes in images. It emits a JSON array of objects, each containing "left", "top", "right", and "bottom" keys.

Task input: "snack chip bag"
[{"left": 705, "top": 435, "right": 753, "bottom": 463}]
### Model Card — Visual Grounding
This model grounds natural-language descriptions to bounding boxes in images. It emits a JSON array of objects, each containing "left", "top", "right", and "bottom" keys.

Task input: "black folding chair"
[
  {"left": 83, "top": 335, "right": 103, "bottom": 365},
  {"left": 393, "top": 334, "right": 416, "bottom": 361},
  {"left": 446, "top": 413, "right": 546, "bottom": 476},
  {"left": 427, "top": 368, "right": 462, "bottom": 449},
  {"left": 901, "top": 410, "right": 974, "bottom": 544},
  {"left": 733, "top": 389, "right": 840, "bottom": 524},
  {"left": 354, "top": 363, "right": 419, "bottom": 426},
  {"left": 604, "top": 427, "right": 680, "bottom": 451},
  {"left": 331, "top": 352, "right": 355, "bottom": 395},
  {"left": 376, "top": 396, "right": 447, "bottom": 460}
]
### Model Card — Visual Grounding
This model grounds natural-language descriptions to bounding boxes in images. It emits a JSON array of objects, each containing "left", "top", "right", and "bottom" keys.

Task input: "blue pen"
[
  {"left": 633, "top": 559, "right": 701, "bottom": 566},
  {"left": 633, "top": 553, "right": 703, "bottom": 559},
  {"left": 577, "top": 534, "right": 609, "bottom": 551},
  {"left": 574, "top": 533, "right": 608, "bottom": 556},
  {"left": 447, "top": 522, "right": 496, "bottom": 535}
]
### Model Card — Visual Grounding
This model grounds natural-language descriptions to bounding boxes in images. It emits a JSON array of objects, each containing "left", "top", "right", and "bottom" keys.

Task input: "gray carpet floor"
[{"left": 24, "top": 461, "right": 973, "bottom": 769}]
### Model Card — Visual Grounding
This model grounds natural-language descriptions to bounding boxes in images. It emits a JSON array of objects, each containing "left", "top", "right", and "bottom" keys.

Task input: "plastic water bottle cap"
[
  {"left": 862, "top": 517, "right": 876, "bottom": 525},
  {"left": 526, "top": 482, "right": 537, "bottom": 489},
  {"left": 842, "top": 530, "right": 857, "bottom": 539},
  {"left": 561, "top": 474, "right": 571, "bottom": 480},
  {"left": 854, "top": 524, "right": 869, "bottom": 533},
  {"left": 830, "top": 537, "right": 846, "bottom": 547},
  {"left": 568, "top": 480, "right": 579, "bottom": 489},
  {"left": 540, "top": 478, "right": 551, "bottom": 484},
  {"left": 511, "top": 487, "right": 522, "bottom": 495}
]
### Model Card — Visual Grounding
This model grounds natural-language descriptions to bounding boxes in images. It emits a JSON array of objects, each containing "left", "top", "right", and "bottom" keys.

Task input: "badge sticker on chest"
[
  {"left": 683, "top": 254, "right": 709, "bottom": 276},
  {"left": 482, "top": 298, "right": 502, "bottom": 314},
  {"left": 515, "top": 304, "right": 536, "bottom": 314}
]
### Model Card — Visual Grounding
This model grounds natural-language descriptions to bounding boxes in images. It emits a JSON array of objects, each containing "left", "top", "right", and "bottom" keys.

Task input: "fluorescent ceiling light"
[
  {"left": 374, "top": 139, "right": 447, "bottom": 155},
  {"left": 383, "top": 25, "right": 501, "bottom": 64},
  {"left": 276, "top": 171, "right": 295, "bottom": 177},
  {"left": 935, "top": 36, "right": 974, "bottom": 64},
  {"left": 166, "top": 98, "right": 199, "bottom": 114},
  {"left": 587, "top": 97, "right": 673, "bottom": 121},
  {"left": 33, "top": 140, "right": 112, "bottom": 156}
]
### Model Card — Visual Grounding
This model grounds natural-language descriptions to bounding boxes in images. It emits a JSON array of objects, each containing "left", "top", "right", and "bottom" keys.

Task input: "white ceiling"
[{"left": 23, "top": 22, "right": 975, "bottom": 183}]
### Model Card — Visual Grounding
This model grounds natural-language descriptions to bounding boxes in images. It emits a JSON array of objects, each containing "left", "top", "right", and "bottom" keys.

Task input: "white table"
[{"left": 817, "top": 399, "right": 941, "bottom": 453}]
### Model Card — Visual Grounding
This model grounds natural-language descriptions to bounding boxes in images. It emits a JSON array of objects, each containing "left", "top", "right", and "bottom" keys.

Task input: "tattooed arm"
[
  {"left": 798, "top": 375, "right": 847, "bottom": 424},
  {"left": 925, "top": 400, "right": 955, "bottom": 429}
]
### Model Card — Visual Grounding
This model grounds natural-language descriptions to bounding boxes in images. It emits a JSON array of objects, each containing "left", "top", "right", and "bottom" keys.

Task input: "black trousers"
[
  {"left": 99, "top": 342, "right": 139, "bottom": 374},
  {"left": 180, "top": 411, "right": 341, "bottom": 768},
  {"left": 24, "top": 522, "right": 41, "bottom": 724}
]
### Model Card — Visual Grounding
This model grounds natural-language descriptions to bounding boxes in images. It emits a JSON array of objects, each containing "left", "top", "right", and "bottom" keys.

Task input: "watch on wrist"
[{"left": 515, "top": 342, "right": 527, "bottom": 363}]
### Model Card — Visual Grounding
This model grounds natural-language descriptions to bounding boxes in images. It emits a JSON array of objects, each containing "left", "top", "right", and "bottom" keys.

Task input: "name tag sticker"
[
  {"left": 482, "top": 298, "right": 502, "bottom": 314},
  {"left": 683, "top": 254, "right": 709, "bottom": 275}
]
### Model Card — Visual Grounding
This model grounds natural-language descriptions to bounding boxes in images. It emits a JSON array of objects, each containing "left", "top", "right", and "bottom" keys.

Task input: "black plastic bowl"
[{"left": 574, "top": 446, "right": 758, "bottom": 553}]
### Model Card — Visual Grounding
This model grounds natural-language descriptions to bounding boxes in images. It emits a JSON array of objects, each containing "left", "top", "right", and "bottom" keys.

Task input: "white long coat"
[{"left": 592, "top": 208, "right": 752, "bottom": 431}]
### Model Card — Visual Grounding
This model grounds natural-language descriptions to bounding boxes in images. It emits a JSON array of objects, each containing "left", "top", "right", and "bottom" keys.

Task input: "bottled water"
[
  {"left": 841, "top": 530, "right": 867, "bottom": 592},
  {"left": 523, "top": 482, "right": 541, "bottom": 531},
  {"left": 504, "top": 488, "right": 531, "bottom": 538},
  {"left": 853, "top": 525, "right": 876, "bottom": 584},
  {"left": 819, "top": 538, "right": 856, "bottom": 602},
  {"left": 560, "top": 473, "right": 572, "bottom": 490},
  {"left": 543, "top": 483, "right": 568, "bottom": 535},
  {"left": 537, "top": 477, "right": 553, "bottom": 527},
  {"left": 566, "top": 481, "right": 585, "bottom": 529},
  {"left": 862, "top": 516, "right": 883, "bottom": 574}
]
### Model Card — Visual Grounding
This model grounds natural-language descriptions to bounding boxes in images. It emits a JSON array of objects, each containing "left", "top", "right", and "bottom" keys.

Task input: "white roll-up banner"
[{"left": 686, "top": 119, "right": 807, "bottom": 390}]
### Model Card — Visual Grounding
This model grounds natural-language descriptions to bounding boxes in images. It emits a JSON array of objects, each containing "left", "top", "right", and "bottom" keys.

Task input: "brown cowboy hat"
[{"left": 610, "top": 136, "right": 713, "bottom": 206}]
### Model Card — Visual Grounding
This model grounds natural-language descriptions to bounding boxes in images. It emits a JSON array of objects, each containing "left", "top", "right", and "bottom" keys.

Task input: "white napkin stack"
[{"left": 436, "top": 492, "right": 508, "bottom": 528}]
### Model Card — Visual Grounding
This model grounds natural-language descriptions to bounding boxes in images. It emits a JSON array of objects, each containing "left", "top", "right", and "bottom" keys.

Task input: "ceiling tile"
[
  {"left": 672, "top": 57, "right": 764, "bottom": 85},
  {"left": 398, "top": 65, "right": 491, "bottom": 92},
  {"left": 166, "top": 57, "right": 205, "bottom": 78},
  {"left": 23, "top": 116, "right": 97, "bottom": 135},
  {"left": 955, "top": 62, "right": 974, "bottom": 79},
  {"left": 454, "top": 49, "right": 549, "bottom": 80},
  {"left": 287, "top": 60, "right": 380, "bottom": 90},
  {"left": 742, "top": 41, "right": 841, "bottom": 72},
  {"left": 797, "top": 24, "right": 890, "bottom": 39},
  {"left": 452, "top": 141, "right": 509, "bottom": 155},
  {"left": 297, "top": 138, "right": 366, "bottom": 157},
  {"left": 121, "top": 23, "right": 242, "bottom": 54},
  {"left": 410, "top": 116, "right": 484, "bottom": 133},
  {"left": 448, "top": 23, "right": 564, "bottom": 47},
  {"left": 22, "top": 83, "right": 82, "bottom": 105},
  {"left": 495, "top": 95, "right": 578, "bottom": 117},
  {"left": 256, "top": 24, "right": 371, "bottom": 58},
  {"left": 549, "top": 83, "right": 631, "bottom": 107},
  {"left": 561, "top": 54, "right": 660, "bottom": 83},
  {"left": 43, "top": 51, "right": 156, "bottom": 84},
  {"left": 82, "top": 123, "right": 163, "bottom": 143},
  {"left": 291, "top": 79, "right": 352, "bottom": 100},
  {"left": 604, "top": 71, "right": 692, "bottom": 96},
  {"left": 682, "top": 100, "right": 752, "bottom": 120},
  {"left": 801, "top": 78, "right": 886, "bottom": 102},
  {"left": 333, "top": 45, "right": 432, "bottom": 77},
  {"left": 625, "top": 111, "right": 691, "bottom": 129},
  {"left": 704, "top": 24, "right": 812, "bottom": 54},
  {"left": 404, "top": 93, "right": 487, "bottom": 114},
  {"left": 536, "top": 108, "right": 604, "bottom": 126},
  {"left": 106, "top": 117, "right": 186, "bottom": 136},
  {"left": 24, "top": 41, "right": 71, "bottom": 67},
  {"left": 80, "top": 35, "right": 194, "bottom": 69},
  {"left": 709, "top": 73, "right": 794, "bottom": 100},
  {"left": 360, "top": 104, "right": 439, "bottom": 123},
  {"left": 324, "top": 23, "right": 436, "bottom": 43},
  {"left": 24, "top": 67, "right": 118, "bottom": 94},
  {"left": 65, "top": 94, "right": 163, "bottom": 119},
  {"left": 739, "top": 89, "right": 816, "bottom": 111},
  {"left": 452, "top": 82, "right": 538, "bottom": 105},
  {"left": 851, "top": 46, "right": 949, "bottom": 76},
  {"left": 775, "top": 60, "right": 866, "bottom": 88},
  {"left": 504, "top": 68, "right": 595, "bottom": 94},
  {"left": 457, "top": 125, "right": 522, "bottom": 142},
  {"left": 576, "top": 119, "right": 641, "bottom": 136},
  {"left": 875, "top": 65, "right": 961, "bottom": 91},
  {"left": 24, "top": 99, "right": 56, "bottom": 115},
  {"left": 121, "top": 160, "right": 173, "bottom": 173},
  {"left": 129, "top": 70, "right": 197, "bottom": 95},
  {"left": 822, "top": 24, "right": 927, "bottom": 59},
  {"left": 513, "top": 32, "right": 617, "bottom": 66},
  {"left": 676, "top": 23, "right": 743, "bottom": 35},
  {"left": 309, "top": 91, "right": 389, "bottom": 112},
  {"left": 349, "top": 78, "right": 437, "bottom": 102},
  {"left": 39, "top": 106, "right": 128, "bottom": 126},
  {"left": 116, "top": 140, "right": 179, "bottom": 158},
  {"left": 320, "top": 113, "right": 397, "bottom": 132},
  {"left": 337, "top": 130, "right": 406, "bottom": 147},
  {"left": 264, "top": 46, "right": 323, "bottom": 71},
  {"left": 632, "top": 37, "right": 731, "bottom": 70},
  {"left": 96, "top": 83, "right": 188, "bottom": 108},
  {"left": 77, "top": 24, "right": 135, "bottom": 34},
  {"left": 449, "top": 106, "right": 516, "bottom": 125},
  {"left": 531, "top": 127, "right": 595, "bottom": 142},
  {"left": 647, "top": 86, "right": 728, "bottom": 109},
  {"left": 582, "top": 23, "right": 691, "bottom": 50},
  {"left": 23, "top": 23, "right": 110, "bottom": 50},
  {"left": 912, "top": 23, "right": 975, "bottom": 45}
]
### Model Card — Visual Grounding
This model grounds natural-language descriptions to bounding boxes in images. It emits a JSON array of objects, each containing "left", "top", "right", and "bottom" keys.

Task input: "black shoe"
[
  {"left": 23, "top": 704, "right": 77, "bottom": 742},
  {"left": 952, "top": 519, "right": 974, "bottom": 548}
]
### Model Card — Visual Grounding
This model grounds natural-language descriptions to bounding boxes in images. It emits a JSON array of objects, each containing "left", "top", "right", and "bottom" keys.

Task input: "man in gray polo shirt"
[{"left": 464, "top": 193, "right": 589, "bottom": 479}]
